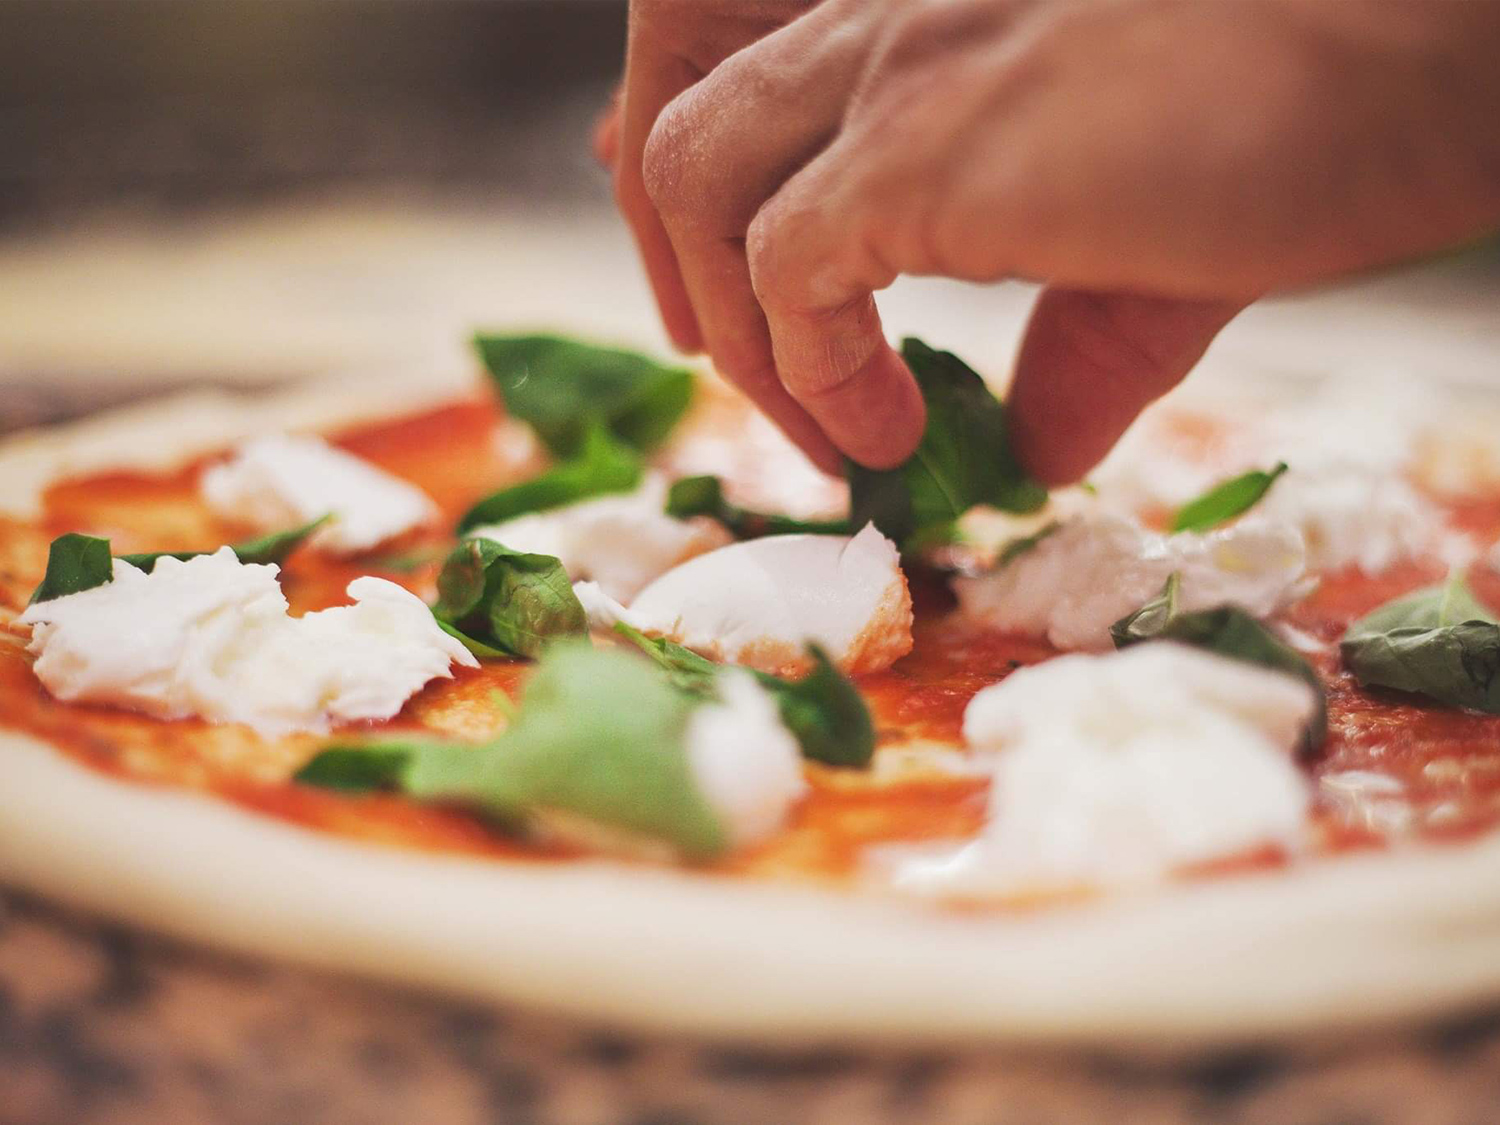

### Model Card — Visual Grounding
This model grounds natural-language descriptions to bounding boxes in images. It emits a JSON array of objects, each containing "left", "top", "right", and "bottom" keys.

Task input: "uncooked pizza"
[{"left": 3, "top": 334, "right": 1500, "bottom": 1043}]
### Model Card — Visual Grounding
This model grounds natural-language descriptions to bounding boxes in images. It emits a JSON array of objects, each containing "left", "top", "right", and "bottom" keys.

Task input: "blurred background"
[{"left": 0, "top": 0, "right": 1496, "bottom": 434}]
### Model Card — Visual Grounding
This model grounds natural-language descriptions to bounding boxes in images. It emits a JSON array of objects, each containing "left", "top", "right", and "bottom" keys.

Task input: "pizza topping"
[
  {"left": 201, "top": 433, "right": 438, "bottom": 555},
  {"left": 887, "top": 644, "right": 1314, "bottom": 896},
  {"left": 474, "top": 332, "right": 695, "bottom": 457},
  {"left": 952, "top": 512, "right": 1309, "bottom": 650},
  {"left": 1170, "top": 462, "right": 1288, "bottom": 533},
  {"left": 1253, "top": 462, "right": 1440, "bottom": 574},
  {"left": 18, "top": 546, "right": 475, "bottom": 735},
  {"left": 299, "top": 642, "right": 805, "bottom": 857},
  {"left": 666, "top": 475, "right": 849, "bottom": 540},
  {"left": 574, "top": 523, "right": 914, "bottom": 676},
  {"left": 431, "top": 538, "right": 588, "bottom": 659},
  {"left": 456, "top": 422, "right": 643, "bottom": 532},
  {"left": 614, "top": 624, "right": 877, "bottom": 768},
  {"left": 1111, "top": 574, "right": 1327, "bottom": 751},
  {"left": 1341, "top": 573, "right": 1500, "bottom": 713},
  {"left": 468, "top": 473, "right": 729, "bottom": 601},
  {"left": 848, "top": 338, "right": 1046, "bottom": 548}
]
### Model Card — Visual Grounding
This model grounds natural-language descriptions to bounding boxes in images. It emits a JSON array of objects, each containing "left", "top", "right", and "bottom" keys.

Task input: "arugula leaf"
[
  {"left": 432, "top": 538, "right": 587, "bottom": 659},
  {"left": 28, "top": 533, "right": 114, "bottom": 604},
  {"left": 299, "top": 642, "right": 728, "bottom": 858},
  {"left": 456, "top": 422, "right": 642, "bottom": 533},
  {"left": 1340, "top": 573, "right": 1500, "bottom": 712},
  {"left": 29, "top": 518, "right": 330, "bottom": 605},
  {"left": 847, "top": 338, "right": 1046, "bottom": 547},
  {"left": 474, "top": 332, "right": 695, "bottom": 457},
  {"left": 612, "top": 623, "right": 875, "bottom": 768},
  {"left": 117, "top": 514, "right": 333, "bottom": 572},
  {"left": 1171, "top": 462, "right": 1289, "bottom": 533},
  {"left": 666, "top": 475, "right": 849, "bottom": 539},
  {"left": 1111, "top": 574, "right": 1328, "bottom": 750}
]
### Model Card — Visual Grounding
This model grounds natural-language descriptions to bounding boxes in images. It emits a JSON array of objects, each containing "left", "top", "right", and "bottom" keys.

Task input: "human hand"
[{"left": 615, "top": 0, "right": 1500, "bottom": 480}]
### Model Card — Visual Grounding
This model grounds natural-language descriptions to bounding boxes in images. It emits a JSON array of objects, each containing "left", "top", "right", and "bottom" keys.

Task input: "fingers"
[
  {"left": 744, "top": 143, "right": 926, "bottom": 470},
  {"left": 615, "top": 32, "right": 704, "bottom": 352},
  {"left": 642, "top": 8, "right": 872, "bottom": 472},
  {"left": 1007, "top": 288, "right": 1247, "bottom": 486}
]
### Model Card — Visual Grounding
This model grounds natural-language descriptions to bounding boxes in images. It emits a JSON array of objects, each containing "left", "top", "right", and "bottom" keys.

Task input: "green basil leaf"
[
  {"left": 432, "top": 538, "right": 587, "bottom": 660},
  {"left": 1112, "top": 574, "right": 1328, "bottom": 750},
  {"left": 1340, "top": 574, "right": 1500, "bottom": 712},
  {"left": 847, "top": 338, "right": 1046, "bottom": 547},
  {"left": 665, "top": 475, "right": 849, "bottom": 539},
  {"left": 1171, "top": 462, "right": 1288, "bottom": 533},
  {"left": 996, "top": 521, "right": 1061, "bottom": 567},
  {"left": 292, "top": 746, "right": 418, "bottom": 792},
  {"left": 301, "top": 642, "right": 728, "bottom": 858},
  {"left": 474, "top": 332, "right": 695, "bottom": 457},
  {"left": 612, "top": 623, "right": 874, "bottom": 768},
  {"left": 28, "top": 533, "right": 114, "bottom": 604},
  {"left": 116, "top": 514, "right": 334, "bottom": 573},
  {"left": 456, "top": 422, "right": 642, "bottom": 533}
]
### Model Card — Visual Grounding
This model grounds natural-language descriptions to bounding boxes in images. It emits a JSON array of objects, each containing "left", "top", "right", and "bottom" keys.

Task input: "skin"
[{"left": 599, "top": 0, "right": 1500, "bottom": 482}]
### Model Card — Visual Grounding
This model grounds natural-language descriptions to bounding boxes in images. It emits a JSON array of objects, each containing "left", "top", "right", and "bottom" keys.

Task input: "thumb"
[{"left": 1007, "top": 288, "right": 1246, "bottom": 486}]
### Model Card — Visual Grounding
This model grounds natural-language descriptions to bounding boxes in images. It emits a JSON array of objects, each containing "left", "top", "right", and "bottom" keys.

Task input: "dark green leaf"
[
  {"left": 1111, "top": 574, "right": 1328, "bottom": 750},
  {"left": 996, "top": 522, "right": 1061, "bottom": 567},
  {"left": 432, "top": 538, "right": 587, "bottom": 659},
  {"left": 302, "top": 643, "right": 728, "bottom": 858},
  {"left": 456, "top": 422, "right": 642, "bottom": 532},
  {"left": 1171, "top": 462, "right": 1288, "bottom": 533},
  {"left": 473, "top": 332, "right": 695, "bottom": 457},
  {"left": 666, "top": 475, "right": 849, "bottom": 539},
  {"left": 28, "top": 533, "right": 114, "bottom": 604},
  {"left": 117, "top": 514, "right": 333, "bottom": 572},
  {"left": 847, "top": 338, "right": 1046, "bottom": 547},
  {"left": 1340, "top": 574, "right": 1500, "bottom": 712},
  {"left": 292, "top": 746, "right": 417, "bottom": 792},
  {"left": 612, "top": 623, "right": 874, "bottom": 768}
]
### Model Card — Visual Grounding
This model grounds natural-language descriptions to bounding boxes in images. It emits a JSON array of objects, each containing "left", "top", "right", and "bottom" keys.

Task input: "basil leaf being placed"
[
  {"left": 666, "top": 475, "right": 849, "bottom": 540},
  {"left": 432, "top": 538, "right": 587, "bottom": 660},
  {"left": 474, "top": 332, "right": 695, "bottom": 457},
  {"left": 613, "top": 623, "right": 876, "bottom": 768},
  {"left": 848, "top": 338, "right": 1046, "bottom": 548},
  {"left": 1111, "top": 573, "right": 1328, "bottom": 751},
  {"left": 28, "top": 533, "right": 114, "bottom": 604},
  {"left": 1171, "top": 462, "right": 1288, "bottom": 533},
  {"left": 456, "top": 422, "right": 642, "bottom": 533},
  {"left": 28, "top": 518, "right": 331, "bottom": 605},
  {"left": 299, "top": 642, "right": 728, "bottom": 859},
  {"left": 117, "top": 514, "right": 333, "bottom": 572},
  {"left": 1340, "top": 573, "right": 1500, "bottom": 713}
]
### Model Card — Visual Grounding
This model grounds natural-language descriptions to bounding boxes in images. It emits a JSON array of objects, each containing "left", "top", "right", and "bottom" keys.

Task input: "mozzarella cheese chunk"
[
  {"left": 19, "top": 547, "right": 475, "bottom": 736},
  {"left": 467, "top": 474, "right": 729, "bottom": 601},
  {"left": 200, "top": 433, "right": 438, "bottom": 555},
  {"left": 684, "top": 669, "right": 807, "bottom": 847},
  {"left": 576, "top": 523, "right": 913, "bottom": 675},
  {"left": 952, "top": 512, "right": 1308, "bottom": 650},
  {"left": 888, "top": 644, "right": 1314, "bottom": 896},
  {"left": 1255, "top": 462, "right": 1438, "bottom": 574}
]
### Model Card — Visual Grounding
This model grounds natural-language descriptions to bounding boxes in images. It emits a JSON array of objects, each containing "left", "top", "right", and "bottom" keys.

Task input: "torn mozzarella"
[
  {"left": 201, "top": 433, "right": 437, "bottom": 555},
  {"left": 19, "top": 547, "right": 475, "bottom": 736},
  {"left": 1254, "top": 462, "right": 1438, "bottom": 574},
  {"left": 888, "top": 644, "right": 1313, "bottom": 896},
  {"left": 684, "top": 669, "right": 807, "bottom": 846},
  {"left": 467, "top": 474, "right": 729, "bottom": 601},
  {"left": 577, "top": 523, "right": 912, "bottom": 675},
  {"left": 952, "top": 512, "right": 1308, "bottom": 650}
]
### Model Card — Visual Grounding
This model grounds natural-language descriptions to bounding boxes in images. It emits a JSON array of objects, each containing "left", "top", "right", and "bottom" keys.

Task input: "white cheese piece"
[
  {"left": 19, "top": 547, "right": 475, "bottom": 736},
  {"left": 467, "top": 474, "right": 729, "bottom": 601},
  {"left": 952, "top": 512, "right": 1309, "bottom": 650},
  {"left": 1255, "top": 462, "right": 1438, "bottom": 574},
  {"left": 200, "top": 433, "right": 438, "bottom": 555},
  {"left": 577, "top": 523, "right": 913, "bottom": 676},
  {"left": 887, "top": 644, "right": 1314, "bottom": 896},
  {"left": 683, "top": 669, "right": 807, "bottom": 847}
]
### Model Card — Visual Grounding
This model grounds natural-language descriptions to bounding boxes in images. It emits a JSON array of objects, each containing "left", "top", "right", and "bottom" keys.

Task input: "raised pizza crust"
[{"left": 4, "top": 374, "right": 1500, "bottom": 1048}]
